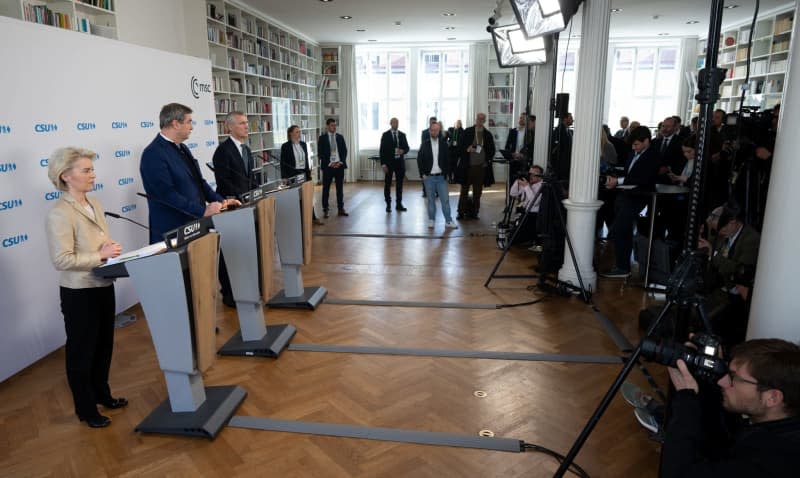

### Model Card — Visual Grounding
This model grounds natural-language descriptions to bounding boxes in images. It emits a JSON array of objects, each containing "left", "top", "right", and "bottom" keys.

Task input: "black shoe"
[
  {"left": 396, "top": 204, "right": 407, "bottom": 211},
  {"left": 600, "top": 267, "right": 631, "bottom": 279},
  {"left": 98, "top": 397, "right": 128, "bottom": 409},
  {"left": 323, "top": 209, "right": 330, "bottom": 218},
  {"left": 222, "top": 295, "right": 236, "bottom": 308},
  {"left": 338, "top": 209, "right": 349, "bottom": 216},
  {"left": 456, "top": 214, "right": 464, "bottom": 220},
  {"left": 79, "top": 414, "right": 111, "bottom": 428}
]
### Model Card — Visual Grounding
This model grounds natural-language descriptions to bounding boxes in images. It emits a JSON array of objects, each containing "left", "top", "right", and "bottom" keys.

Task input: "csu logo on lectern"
[
  {"left": 2, "top": 234, "right": 28, "bottom": 248},
  {"left": 34, "top": 123, "right": 58, "bottom": 133},
  {"left": 0, "top": 198, "right": 23, "bottom": 212},
  {"left": 0, "top": 163, "right": 17, "bottom": 173},
  {"left": 190, "top": 76, "right": 212, "bottom": 99}
]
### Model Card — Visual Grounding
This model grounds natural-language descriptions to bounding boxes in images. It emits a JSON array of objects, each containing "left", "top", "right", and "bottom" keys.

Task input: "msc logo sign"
[
  {"left": 204, "top": 119, "right": 215, "bottom": 126},
  {"left": 140, "top": 121, "right": 155, "bottom": 128},
  {"left": 0, "top": 163, "right": 17, "bottom": 173},
  {"left": 0, "top": 125, "right": 11, "bottom": 134},
  {"left": 77, "top": 122, "right": 96, "bottom": 131},
  {"left": 187, "top": 142, "right": 198, "bottom": 149},
  {"left": 45, "top": 191, "right": 62, "bottom": 201},
  {"left": 206, "top": 140, "right": 216, "bottom": 147},
  {"left": 115, "top": 150, "right": 131, "bottom": 158},
  {"left": 0, "top": 198, "right": 23, "bottom": 211},
  {"left": 190, "top": 76, "right": 212, "bottom": 99},
  {"left": 111, "top": 121, "right": 128, "bottom": 129},
  {"left": 35, "top": 123, "right": 58, "bottom": 133},
  {"left": 121, "top": 204, "right": 136, "bottom": 213},
  {"left": 2, "top": 234, "right": 28, "bottom": 248},
  {"left": 118, "top": 177, "right": 134, "bottom": 186}
]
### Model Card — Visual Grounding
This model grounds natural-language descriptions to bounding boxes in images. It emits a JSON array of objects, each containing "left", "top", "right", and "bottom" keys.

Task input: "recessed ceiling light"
[
  {"left": 686, "top": 20, "right": 699, "bottom": 24},
  {"left": 368, "top": 39, "right": 377, "bottom": 42},
  {"left": 356, "top": 29, "right": 366, "bottom": 32},
  {"left": 725, "top": 4, "right": 739, "bottom": 8},
  {"left": 442, "top": 12, "right": 455, "bottom": 17},
  {"left": 658, "top": 33, "right": 669, "bottom": 36},
  {"left": 394, "top": 21, "right": 402, "bottom": 26},
  {"left": 444, "top": 26, "right": 455, "bottom": 30},
  {"left": 610, "top": 8, "right": 621, "bottom": 13},
  {"left": 340, "top": 15, "right": 352, "bottom": 20},
  {"left": 447, "top": 37, "right": 457, "bottom": 40},
  {"left": 319, "top": 0, "right": 333, "bottom": 2}
]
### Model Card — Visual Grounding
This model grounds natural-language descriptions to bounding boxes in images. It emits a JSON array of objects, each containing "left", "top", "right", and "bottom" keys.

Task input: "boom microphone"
[{"left": 104, "top": 211, "right": 149, "bottom": 230}]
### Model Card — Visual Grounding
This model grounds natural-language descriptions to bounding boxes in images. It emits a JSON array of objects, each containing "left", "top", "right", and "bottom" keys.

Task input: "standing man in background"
[
  {"left": 379, "top": 117, "right": 410, "bottom": 212},
  {"left": 317, "top": 118, "right": 349, "bottom": 218},
  {"left": 457, "top": 112, "right": 495, "bottom": 220},
  {"left": 418, "top": 122, "right": 457, "bottom": 229},
  {"left": 212, "top": 110, "right": 255, "bottom": 307},
  {"left": 421, "top": 116, "right": 437, "bottom": 144},
  {"left": 447, "top": 120, "right": 464, "bottom": 184},
  {"left": 140, "top": 102, "right": 238, "bottom": 244},
  {"left": 504, "top": 114, "right": 536, "bottom": 177}
]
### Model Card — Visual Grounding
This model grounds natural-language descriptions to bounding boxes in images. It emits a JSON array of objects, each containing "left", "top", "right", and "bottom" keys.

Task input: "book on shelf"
[{"left": 77, "top": 0, "right": 115, "bottom": 11}]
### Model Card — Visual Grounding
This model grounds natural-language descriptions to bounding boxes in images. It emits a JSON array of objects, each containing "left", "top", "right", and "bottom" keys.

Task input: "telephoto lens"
[{"left": 640, "top": 335, "right": 728, "bottom": 382}]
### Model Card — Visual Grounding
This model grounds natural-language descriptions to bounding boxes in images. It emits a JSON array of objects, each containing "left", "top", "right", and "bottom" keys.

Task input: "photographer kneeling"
[
  {"left": 661, "top": 338, "right": 800, "bottom": 477},
  {"left": 508, "top": 165, "right": 543, "bottom": 246}
]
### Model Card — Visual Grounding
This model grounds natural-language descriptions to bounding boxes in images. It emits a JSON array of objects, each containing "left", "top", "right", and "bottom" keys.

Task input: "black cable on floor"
[
  {"left": 496, "top": 298, "right": 545, "bottom": 308},
  {"left": 522, "top": 442, "right": 590, "bottom": 478}
]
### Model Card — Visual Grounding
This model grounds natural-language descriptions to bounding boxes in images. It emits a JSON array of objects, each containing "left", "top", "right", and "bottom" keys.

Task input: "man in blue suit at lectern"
[{"left": 140, "top": 103, "right": 237, "bottom": 244}]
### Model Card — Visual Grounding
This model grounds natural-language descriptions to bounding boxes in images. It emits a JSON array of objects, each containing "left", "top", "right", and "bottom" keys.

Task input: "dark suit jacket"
[
  {"left": 379, "top": 129, "right": 410, "bottom": 166},
  {"left": 619, "top": 146, "right": 661, "bottom": 190},
  {"left": 457, "top": 126, "right": 496, "bottom": 186},
  {"left": 140, "top": 134, "right": 223, "bottom": 243},
  {"left": 280, "top": 141, "right": 311, "bottom": 180},
  {"left": 504, "top": 127, "right": 534, "bottom": 161},
  {"left": 447, "top": 127, "right": 464, "bottom": 149},
  {"left": 317, "top": 132, "right": 348, "bottom": 169},
  {"left": 709, "top": 225, "right": 760, "bottom": 290},
  {"left": 551, "top": 124, "right": 573, "bottom": 181},
  {"left": 652, "top": 134, "right": 686, "bottom": 175},
  {"left": 417, "top": 136, "right": 450, "bottom": 177},
  {"left": 421, "top": 128, "right": 431, "bottom": 144},
  {"left": 212, "top": 137, "right": 252, "bottom": 198}
]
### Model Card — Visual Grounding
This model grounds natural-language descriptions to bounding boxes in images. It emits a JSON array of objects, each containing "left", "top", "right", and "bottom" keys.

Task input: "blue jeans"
[{"left": 422, "top": 174, "right": 453, "bottom": 222}]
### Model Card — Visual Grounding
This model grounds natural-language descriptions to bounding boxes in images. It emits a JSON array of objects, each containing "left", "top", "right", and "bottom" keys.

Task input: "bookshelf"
[
  {"left": 320, "top": 46, "right": 341, "bottom": 127},
  {"left": 0, "top": 0, "right": 117, "bottom": 38},
  {"left": 206, "top": 0, "right": 320, "bottom": 164},
  {"left": 487, "top": 57, "right": 514, "bottom": 144},
  {"left": 692, "top": 8, "right": 793, "bottom": 117}
]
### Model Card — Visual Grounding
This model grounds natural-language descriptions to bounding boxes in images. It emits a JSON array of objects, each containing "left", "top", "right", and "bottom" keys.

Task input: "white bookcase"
[
  {"left": 0, "top": 0, "right": 117, "bottom": 38},
  {"left": 487, "top": 58, "right": 514, "bottom": 144},
  {"left": 206, "top": 0, "right": 320, "bottom": 164},
  {"left": 693, "top": 8, "right": 793, "bottom": 117},
  {"left": 320, "top": 46, "right": 341, "bottom": 126}
]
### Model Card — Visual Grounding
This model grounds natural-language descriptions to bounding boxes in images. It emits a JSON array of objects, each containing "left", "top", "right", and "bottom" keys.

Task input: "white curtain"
[
  {"left": 467, "top": 42, "right": 489, "bottom": 125},
  {"left": 339, "top": 44, "right": 360, "bottom": 182}
]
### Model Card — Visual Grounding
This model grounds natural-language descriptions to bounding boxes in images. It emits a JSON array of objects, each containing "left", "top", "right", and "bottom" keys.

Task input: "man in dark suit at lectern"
[
  {"left": 379, "top": 117, "right": 410, "bottom": 212},
  {"left": 211, "top": 111, "right": 255, "bottom": 307}
]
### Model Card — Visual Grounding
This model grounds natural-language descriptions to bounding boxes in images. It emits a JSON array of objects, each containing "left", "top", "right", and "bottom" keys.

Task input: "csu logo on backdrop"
[
  {"left": 187, "top": 142, "right": 198, "bottom": 150},
  {"left": 0, "top": 125, "right": 11, "bottom": 134},
  {"left": 45, "top": 191, "right": 62, "bottom": 201},
  {"left": 0, "top": 162, "right": 17, "bottom": 173},
  {"left": 34, "top": 123, "right": 58, "bottom": 133},
  {"left": 111, "top": 121, "right": 128, "bottom": 129},
  {"left": 76, "top": 122, "right": 96, "bottom": 131},
  {"left": 0, "top": 198, "right": 23, "bottom": 212},
  {"left": 121, "top": 204, "right": 136, "bottom": 213},
  {"left": 118, "top": 177, "right": 134, "bottom": 186},
  {"left": 206, "top": 140, "right": 216, "bottom": 148},
  {"left": 2, "top": 234, "right": 28, "bottom": 248},
  {"left": 115, "top": 149, "right": 131, "bottom": 158},
  {"left": 140, "top": 121, "right": 155, "bottom": 128},
  {"left": 204, "top": 119, "right": 215, "bottom": 126},
  {"left": 190, "top": 76, "right": 212, "bottom": 99},
  {"left": 40, "top": 158, "right": 49, "bottom": 167},
  {"left": 93, "top": 183, "right": 104, "bottom": 192}
]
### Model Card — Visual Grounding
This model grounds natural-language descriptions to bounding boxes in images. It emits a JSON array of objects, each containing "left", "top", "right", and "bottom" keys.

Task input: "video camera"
[
  {"left": 723, "top": 106, "right": 776, "bottom": 152},
  {"left": 640, "top": 333, "right": 728, "bottom": 382}
]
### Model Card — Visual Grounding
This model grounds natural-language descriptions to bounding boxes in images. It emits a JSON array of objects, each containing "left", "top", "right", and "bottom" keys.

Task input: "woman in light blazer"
[{"left": 45, "top": 147, "right": 127, "bottom": 428}]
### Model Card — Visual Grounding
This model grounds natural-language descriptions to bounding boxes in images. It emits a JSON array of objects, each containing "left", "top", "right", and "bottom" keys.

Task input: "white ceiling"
[{"left": 239, "top": 0, "right": 795, "bottom": 44}]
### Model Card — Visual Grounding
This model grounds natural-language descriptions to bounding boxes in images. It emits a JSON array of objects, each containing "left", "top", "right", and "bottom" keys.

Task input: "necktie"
[
  {"left": 660, "top": 138, "right": 668, "bottom": 154},
  {"left": 393, "top": 131, "right": 398, "bottom": 149},
  {"left": 330, "top": 134, "right": 337, "bottom": 153},
  {"left": 241, "top": 143, "right": 253, "bottom": 177},
  {"left": 629, "top": 153, "right": 640, "bottom": 173}
]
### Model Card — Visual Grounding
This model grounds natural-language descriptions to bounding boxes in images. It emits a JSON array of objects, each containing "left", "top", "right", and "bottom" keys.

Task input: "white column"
[
  {"left": 532, "top": 59, "right": 554, "bottom": 169},
  {"left": 746, "top": 5, "right": 800, "bottom": 342},
  {"left": 557, "top": 0, "right": 611, "bottom": 291}
]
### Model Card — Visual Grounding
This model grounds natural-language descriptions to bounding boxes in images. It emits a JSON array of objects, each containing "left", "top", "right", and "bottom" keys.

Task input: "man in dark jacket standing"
[
  {"left": 379, "top": 117, "right": 410, "bottom": 212},
  {"left": 661, "top": 338, "right": 800, "bottom": 478},
  {"left": 418, "top": 122, "right": 456, "bottom": 229},
  {"left": 457, "top": 112, "right": 495, "bottom": 220}
]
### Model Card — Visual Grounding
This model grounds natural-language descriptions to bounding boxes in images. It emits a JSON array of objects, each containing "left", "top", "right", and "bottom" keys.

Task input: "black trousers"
[
  {"left": 384, "top": 160, "right": 405, "bottom": 205},
  {"left": 611, "top": 193, "right": 648, "bottom": 271},
  {"left": 59, "top": 285, "right": 116, "bottom": 418},
  {"left": 322, "top": 167, "right": 345, "bottom": 210},
  {"left": 218, "top": 252, "right": 232, "bottom": 300}
]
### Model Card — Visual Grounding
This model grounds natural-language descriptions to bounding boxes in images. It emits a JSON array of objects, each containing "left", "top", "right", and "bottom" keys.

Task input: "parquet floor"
[{"left": 0, "top": 182, "right": 668, "bottom": 477}]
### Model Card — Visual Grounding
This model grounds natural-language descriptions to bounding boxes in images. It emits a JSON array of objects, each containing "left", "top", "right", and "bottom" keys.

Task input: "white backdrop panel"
[{"left": 0, "top": 16, "right": 218, "bottom": 382}]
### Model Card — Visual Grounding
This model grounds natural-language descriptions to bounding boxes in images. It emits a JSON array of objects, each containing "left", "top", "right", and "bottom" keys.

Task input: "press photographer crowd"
[{"left": 498, "top": 102, "right": 799, "bottom": 476}]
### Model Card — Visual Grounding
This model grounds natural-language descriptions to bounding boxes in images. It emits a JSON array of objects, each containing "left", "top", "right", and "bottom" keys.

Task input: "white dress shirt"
[{"left": 430, "top": 137, "right": 441, "bottom": 175}]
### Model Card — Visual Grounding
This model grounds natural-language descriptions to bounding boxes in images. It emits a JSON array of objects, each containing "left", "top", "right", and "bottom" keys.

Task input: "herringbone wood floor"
[{"left": 0, "top": 183, "right": 668, "bottom": 477}]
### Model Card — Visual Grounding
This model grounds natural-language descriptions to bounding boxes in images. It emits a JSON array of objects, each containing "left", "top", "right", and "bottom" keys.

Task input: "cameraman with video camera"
[{"left": 660, "top": 338, "right": 800, "bottom": 477}]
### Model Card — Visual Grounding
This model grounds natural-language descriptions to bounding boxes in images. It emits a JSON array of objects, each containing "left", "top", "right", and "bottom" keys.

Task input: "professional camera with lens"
[{"left": 640, "top": 333, "right": 728, "bottom": 382}]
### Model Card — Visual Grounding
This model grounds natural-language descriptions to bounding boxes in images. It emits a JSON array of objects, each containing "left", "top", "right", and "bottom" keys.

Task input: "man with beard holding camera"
[{"left": 660, "top": 338, "right": 800, "bottom": 477}]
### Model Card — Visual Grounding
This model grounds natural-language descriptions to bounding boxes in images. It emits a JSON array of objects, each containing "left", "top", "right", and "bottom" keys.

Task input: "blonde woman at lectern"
[{"left": 45, "top": 147, "right": 128, "bottom": 428}]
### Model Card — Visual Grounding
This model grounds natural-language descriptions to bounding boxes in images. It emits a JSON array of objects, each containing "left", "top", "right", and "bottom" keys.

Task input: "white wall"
[{"left": 0, "top": 16, "right": 217, "bottom": 382}]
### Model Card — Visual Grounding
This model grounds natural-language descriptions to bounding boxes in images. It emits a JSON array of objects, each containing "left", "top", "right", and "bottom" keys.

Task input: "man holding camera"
[
  {"left": 661, "top": 338, "right": 800, "bottom": 477},
  {"left": 508, "top": 165, "right": 543, "bottom": 245}
]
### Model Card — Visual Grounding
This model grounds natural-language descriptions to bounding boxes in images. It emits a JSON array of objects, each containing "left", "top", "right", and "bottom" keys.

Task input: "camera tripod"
[{"left": 484, "top": 173, "right": 591, "bottom": 304}]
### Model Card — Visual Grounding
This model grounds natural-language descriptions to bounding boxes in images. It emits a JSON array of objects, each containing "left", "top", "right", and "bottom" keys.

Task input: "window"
[
  {"left": 355, "top": 46, "right": 469, "bottom": 149},
  {"left": 608, "top": 46, "right": 680, "bottom": 128}
]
